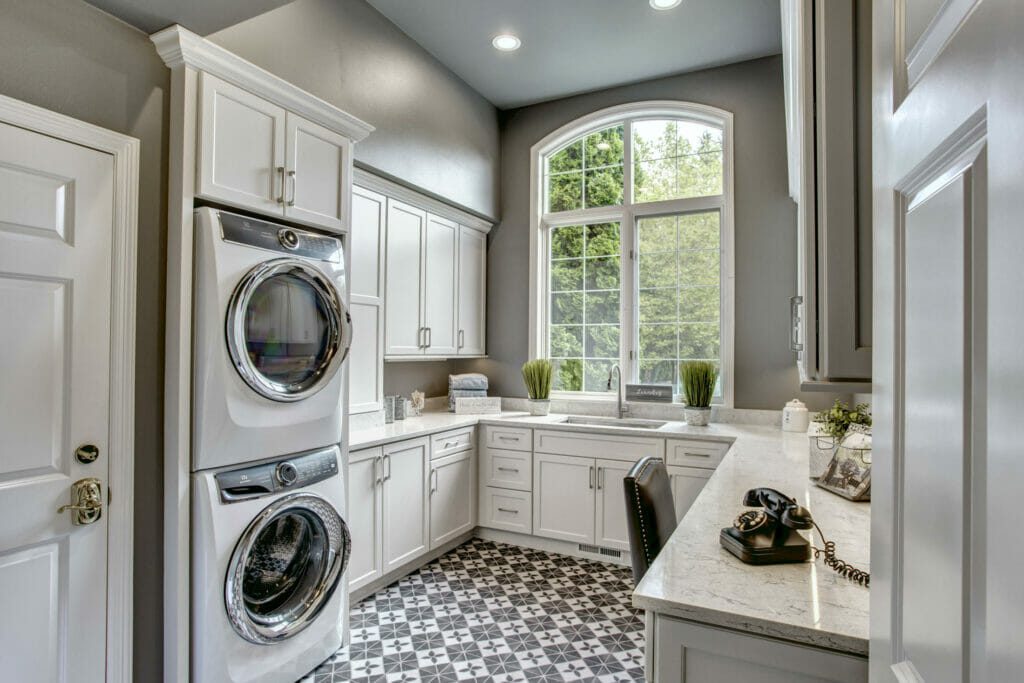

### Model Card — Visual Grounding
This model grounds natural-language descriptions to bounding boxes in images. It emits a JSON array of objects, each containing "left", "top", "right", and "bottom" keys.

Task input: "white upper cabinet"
[
  {"left": 197, "top": 72, "right": 354, "bottom": 233},
  {"left": 423, "top": 213, "right": 459, "bottom": 356},
  {"left": 349, "top": 187, "right": 386, "bottom": 414},
  {"left": 198, "top": 73, "right": 286, "bottom": 214},
  {"left": 457, "top": 225, "right": 487, "bottom": 356},
  {"left": 384, "top": 199, "right": 426, "bottom": 355}
]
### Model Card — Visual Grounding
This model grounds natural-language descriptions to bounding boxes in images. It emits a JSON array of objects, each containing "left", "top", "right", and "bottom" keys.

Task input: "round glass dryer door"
[
  {"left": 225, "top": 493, "right": 350, "bottom": 644},
  {"left": 227, "top": 258, "right": 351, "bottom": 402}
]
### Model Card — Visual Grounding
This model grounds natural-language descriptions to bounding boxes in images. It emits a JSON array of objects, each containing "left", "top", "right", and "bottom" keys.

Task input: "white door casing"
[
  {"left": 381, "top": 437, "right": 429, "bottom": 572},
  {"left": 457, "top": 225, "right": 487, "bottom": 356},
  {"left": 0, "top": 96, "right": 138, "bottom": 683},
  {"left": 384, "top": 200, "right": 426, "bottom": 355},
  {"left": 873, "top": 1, "right": 1023, "bottom": 680},
  {"left": 423, "top": 213, "right": 458, "bottom": 355}
]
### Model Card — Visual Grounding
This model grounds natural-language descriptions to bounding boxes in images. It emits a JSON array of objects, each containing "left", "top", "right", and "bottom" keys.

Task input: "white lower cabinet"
[
  {"left": 382, "top": 437, "right": 430, "bottom": 573},
  {"left": 347, "top": 448, "right": 383, "bottom": 592},
  {"left": 668, "top": 466, "right": 714, "bottom": 524},
  {"left": 479, "top": 487, "right": 532, "bottom": 534},
  {"left": 594, "top": 459, "right": 633, "bottom": 551},
  {"left": 429, "top": 450, "right": 476, "bottom": 548},
  {"left": 533, "top": 452, "right": 595, "bottom": 544}
]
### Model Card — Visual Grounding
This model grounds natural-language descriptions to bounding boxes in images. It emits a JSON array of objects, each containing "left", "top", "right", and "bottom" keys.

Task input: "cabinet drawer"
[
  {"left": 479, "top": 487, "right": 532, "bottom": 534},
  {"left": 481, "top": 448, "right": 532, "bottom": 491},
  {"left": 484, "top": 425, "right": 532, "bottom": 452},
  {"left": 533, "top": 429, "right": 664, "bottom": 462},
  {"left": 431, "top": 427, "right": 475, "bottom": 459},
  {"left": 665, "top": 439, "right": 730, "bottom": 469}
]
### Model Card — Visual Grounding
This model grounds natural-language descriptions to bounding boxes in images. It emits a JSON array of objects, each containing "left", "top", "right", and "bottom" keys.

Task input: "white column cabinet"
[
  {"left": 381, "top": 437, "right": 430, "bottom": 573},
  {"left": 457, "top": 225, "right": 487, "bottom": 356},
  {"left": 422, "top": 214, "right": 458, "bottom": 355},
  {"left": 594, "top": 459, "right": 633, "bottom": 551},
  {"left": 384, "top": 199, "right": 426, "bottom": 355},
  {"left": 429, "top": 450, "right": 476, "bottom": 548},
  {"left": 347, "top": 449, "right": 383, "bottom": 592},
  {"left": 349, "top": 187, "right": 386, "bottom": 414},
  {"left": 533, "top": 452, "right": 596, "bottom": 544}
]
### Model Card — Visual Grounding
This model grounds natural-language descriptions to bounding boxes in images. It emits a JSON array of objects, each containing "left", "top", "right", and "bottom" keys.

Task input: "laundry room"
[{"left": 2, "top": 0, "right": 1018, "bottom": 681}]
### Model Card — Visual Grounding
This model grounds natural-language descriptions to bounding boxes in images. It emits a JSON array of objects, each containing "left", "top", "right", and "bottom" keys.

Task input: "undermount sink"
[{"left": 560, "top": 415, "right": 668, "bottom": 430}]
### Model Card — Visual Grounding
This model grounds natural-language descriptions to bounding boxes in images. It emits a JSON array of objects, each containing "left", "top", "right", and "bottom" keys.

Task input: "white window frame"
[{"left": 528, "top": 101, "right": 735, "bottom": 406}]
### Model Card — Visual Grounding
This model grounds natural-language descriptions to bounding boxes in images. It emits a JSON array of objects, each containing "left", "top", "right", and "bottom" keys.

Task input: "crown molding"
[
  {"left": 151, "top": 24, "right": 374, "bottom": 142},
  {"left": 353, "top": 168, "right": 493, "bottom": 234}
]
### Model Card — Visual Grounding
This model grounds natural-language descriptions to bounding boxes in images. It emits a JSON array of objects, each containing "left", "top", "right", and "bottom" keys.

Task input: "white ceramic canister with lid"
[{"left": 782, "top": 399, "right": 810, "bottom": 432}]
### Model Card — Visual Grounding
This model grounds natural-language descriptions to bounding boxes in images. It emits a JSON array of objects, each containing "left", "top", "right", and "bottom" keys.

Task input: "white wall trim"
[
  {"left": 528, "top": 100, "right": 735, "bottom": 407},
  {"left": 151, "top": 24, "right": 374, "bottom": 142},
  {"left": 0, "top": 94, "right": 139, "bottom": 683},
  {"left": 354, "top": 168, "right": 493, "bottom": 234}
]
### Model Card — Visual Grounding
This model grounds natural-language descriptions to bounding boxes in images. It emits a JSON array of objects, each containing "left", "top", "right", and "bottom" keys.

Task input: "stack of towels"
[{"left": 448, "top": 373, "right": 488, "bottom": 412}]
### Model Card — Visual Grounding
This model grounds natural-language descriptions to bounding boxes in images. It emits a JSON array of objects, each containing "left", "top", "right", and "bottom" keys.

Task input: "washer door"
[
  {"left": 227, "top": 257, "right": 352, "bottom": 402},
  {"left": 225, "top": 493, "right": 350, "bottom": 644}
]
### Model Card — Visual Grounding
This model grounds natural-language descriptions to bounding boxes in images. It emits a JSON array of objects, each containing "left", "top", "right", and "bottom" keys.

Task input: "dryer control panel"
[
  {"left": 218, "top": 210, "right": 342, "bottom": 262},
  {"left": 215, "top": 445, "right": 340, "bottom": 503}
]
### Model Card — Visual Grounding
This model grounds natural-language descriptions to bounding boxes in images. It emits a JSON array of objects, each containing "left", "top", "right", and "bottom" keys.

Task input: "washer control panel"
[{"left": 216, "top": 445, "right": 340, "bottom": 503}]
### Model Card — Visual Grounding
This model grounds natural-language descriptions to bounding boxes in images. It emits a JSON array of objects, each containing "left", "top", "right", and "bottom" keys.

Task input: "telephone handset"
[{"left": 719, "top": 487, "right": 869, "bottom": 586}]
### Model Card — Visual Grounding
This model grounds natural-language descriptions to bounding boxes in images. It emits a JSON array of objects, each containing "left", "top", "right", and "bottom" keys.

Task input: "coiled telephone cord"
[{"left": 811, "top": 522, "right": 870, "bottom": 587}]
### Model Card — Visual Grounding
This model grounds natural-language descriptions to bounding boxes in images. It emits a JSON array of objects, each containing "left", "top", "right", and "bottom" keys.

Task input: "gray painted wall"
[
  {"left": 0, "top": 0, "right": 169, "bottom": 680},
  {"left": 469, "top": 56, "right": 844, "bottom": 411},
  {"left": 210, "top": 0, "right": 500, "bottom": 221}
]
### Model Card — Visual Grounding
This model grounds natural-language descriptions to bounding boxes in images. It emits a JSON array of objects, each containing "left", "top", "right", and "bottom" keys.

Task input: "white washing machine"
[
  {"left": 192, "top": 445, "right": 350, "bottom": 683},
  {"left": 193, "top": 207, "right": 352, "bottom": 471}
]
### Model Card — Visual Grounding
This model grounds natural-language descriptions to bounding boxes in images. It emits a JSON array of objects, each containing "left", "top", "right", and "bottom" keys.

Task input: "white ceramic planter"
[
  {"left": 528, "top": 399, "right": 551, "bottom": 416},
  {"left": 684, "top": 406, "right": 711, "bottom": 426}
]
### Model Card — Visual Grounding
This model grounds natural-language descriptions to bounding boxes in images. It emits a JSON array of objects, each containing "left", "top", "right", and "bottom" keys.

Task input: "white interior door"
[
  {"left": 346, "top": 450, "right": 382, "bottom": 592},
  {"left": 594, "top": 459, "right": 632, "bottom": 551},
  {"left": 284, "top": 113, "right": 350, "bottom": 231},
  {"left": 0, "top": 120, "right": 114, "bottom": 682},
  {"left": 457, "top": 225, "right": 487, "bottom": 356},
  {"left": 423, "top": 213, "right": 458, "bottom": 355},
  {"left": 532, "top": 453, "right": 595, "bottom": 544},
  {"left": 384, "top": 200, "right": 425, "bottom": 355},
  {"left": 381, "top": 438, "right": 429, "bottom": 572},
  {"left": 873, "top": 1, "right": 1023, "bottom": 680}
]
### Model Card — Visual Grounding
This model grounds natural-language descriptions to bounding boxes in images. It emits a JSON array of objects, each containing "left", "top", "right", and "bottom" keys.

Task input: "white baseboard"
[{"left": 475, "top": 527, "right": 632, "bottom": 567}]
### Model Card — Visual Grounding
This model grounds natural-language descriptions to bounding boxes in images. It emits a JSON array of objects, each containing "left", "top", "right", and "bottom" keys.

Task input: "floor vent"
[
  {"left": 600, "top": 547, "right": 622, "bottom": 558},
  {"left": 578, "top": 543, "right": 622, "bottom": 558}
]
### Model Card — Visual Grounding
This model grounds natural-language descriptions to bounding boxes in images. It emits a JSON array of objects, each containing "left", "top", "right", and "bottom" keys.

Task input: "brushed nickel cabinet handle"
[
  {"left": 497, "top": 507, "right": 519, "bottom": 514},
  {"left": 286, "top": 170, "right": 296, "bottom": 207},
  {"left": 275, "top": 166, "right": 285, "bottom": 204},
  {"left": 497, "top": 467, "right": 519, "bottom": 473}
]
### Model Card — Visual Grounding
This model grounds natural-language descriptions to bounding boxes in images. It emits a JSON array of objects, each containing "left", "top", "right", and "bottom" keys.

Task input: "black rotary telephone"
[{"left": 720, "top": 488, "right": 869, "bottom": 586}]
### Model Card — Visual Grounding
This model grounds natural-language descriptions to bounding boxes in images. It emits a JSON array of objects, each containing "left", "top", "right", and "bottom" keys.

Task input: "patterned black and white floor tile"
[{"left": 304, "top": 538, "right": 645, "bottom": 682}]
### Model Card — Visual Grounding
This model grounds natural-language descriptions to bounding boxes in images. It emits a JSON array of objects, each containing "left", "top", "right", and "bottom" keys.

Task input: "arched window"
[{"left": 529, "top": 101, "right": 734, "bottom": 405}]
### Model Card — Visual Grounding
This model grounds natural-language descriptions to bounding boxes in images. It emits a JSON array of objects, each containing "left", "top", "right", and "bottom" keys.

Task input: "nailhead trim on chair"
[{"left": 630, "top": 457, "right": 664, "bottom": 569}]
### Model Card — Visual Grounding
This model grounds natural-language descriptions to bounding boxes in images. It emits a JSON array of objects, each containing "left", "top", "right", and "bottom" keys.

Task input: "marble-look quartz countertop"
[
  {"left": 348, "top": 410, "right": 527, "bottom": 450},
  {"left": 632, "top": 427, "right": 871, "bottom": 655}
]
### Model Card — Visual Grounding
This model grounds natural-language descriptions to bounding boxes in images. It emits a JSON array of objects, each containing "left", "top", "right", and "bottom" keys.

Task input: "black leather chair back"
[{"left": 623, "top": 456, "right": 677, "bottom": 585}]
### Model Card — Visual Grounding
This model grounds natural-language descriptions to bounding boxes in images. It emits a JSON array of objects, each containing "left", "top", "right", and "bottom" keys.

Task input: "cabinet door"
[
  {"left": 533, "top": 453, "right": 595, "bottom": 544},
  {"left": 347, "top": 451, "right": 383, "bottom": 591},
  {"left": 351, "top": 187, "right": 385, "bottom": 300},
  {"left": 429, "top": 451, "right": 475, "bottom": 548},
  {"left": 348, "top": 302, "right": 382, "bottom": 414},
  {"left": 594, "top": 459, "right": 633, "bottom": 551},
  {"left": 284, "top": 113, "right": 350, "bottom": 232},
  {"left": 384, "top": 200, "right": 425, "bottom": 355},
  {"left": 349, "top": 187, "right": 386, "bottom": 413},
  {"left": 197, "top": 72, "right": 286, "bottom": 214},
  {"left": 457, "top": 225, "right": 486, "bottom": 356},
  {"left": 382, "top": 438, "right": 429, "bottom": 572},
  {"left": 422, "top": 213, "right": 458, "bottom": 355},
  {"left": 668, "top": 466, "right": 712, "bottom": 523}
]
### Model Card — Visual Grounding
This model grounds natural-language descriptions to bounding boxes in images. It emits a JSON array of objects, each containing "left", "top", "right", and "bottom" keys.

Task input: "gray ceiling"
[
  {"left": 83, "top": 0, "right": 294, "bottom": 35},
  {"left": 365, "top": 0, "right": 783, "bottom": 108}
]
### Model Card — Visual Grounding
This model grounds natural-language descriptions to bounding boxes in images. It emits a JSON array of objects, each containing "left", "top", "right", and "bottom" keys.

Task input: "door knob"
[{"left": 57, "top": 477, "right": 103, "bottom": 526}]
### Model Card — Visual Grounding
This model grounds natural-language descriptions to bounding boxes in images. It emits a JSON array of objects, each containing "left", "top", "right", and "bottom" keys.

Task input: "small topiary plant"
[
  {"left": 814, "top": 399, "right": 872, "bottom": 440},
  {"left": 521, "top": 359, "right": 553, "bottom": 400},
  {"left": 680, "top": 360, "right": 718, "bottom": 408}
]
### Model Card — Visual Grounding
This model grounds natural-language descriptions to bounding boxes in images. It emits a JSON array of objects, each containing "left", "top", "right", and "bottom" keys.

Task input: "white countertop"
[{"left": 632, "top": 426, "right": 871, "bottom": 656}]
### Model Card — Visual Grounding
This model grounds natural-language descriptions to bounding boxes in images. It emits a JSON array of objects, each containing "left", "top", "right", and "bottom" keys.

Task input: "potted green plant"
[
  {"left": 521, "top": 359, "right": 553, "bottom": 416},
  {"left": 680, "top": 361, "right": 718, "bottom": 426}
]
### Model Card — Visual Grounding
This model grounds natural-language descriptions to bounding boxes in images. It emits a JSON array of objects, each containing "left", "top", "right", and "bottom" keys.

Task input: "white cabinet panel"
[
  {"left": 481, "top": 447, "right": 532, "bottom": 491},
  {"left": 384, "top": 200, "right": 426, "bottom": 355},
  {"left": 198, "top": 72, "right": 285, "bottom": 214},
  {"left": 457, "top": 225, "right": 486, "bottom": 355},
  {"left": 533, "top": 429, "right": 664, "bottom": 462},
  {"left": 430, "top": 427, "right": 475, "bottom": 460},
  {"left": 665, "top": 439, "right": 729, "bottom": 469},
  {"left": 285, "top": 114, "right": 349, "bottom": 231},
  {"left": 423, "top": 213, "right": 458, "bottom": 355},
  {"left": 479, "top": 487, "right": 532, "bottom": 534},
  {"left": 350, "top": 187, "right": 385, "bottom": 299},
  {"left": 595, "top": 459, "right": 632, "bottom": 551},
  {"left": 429, "top": 451, "right": 475, "bottom": 548},
  {"left": 484, "top": 425, "right": 532, "bottom": 452},
  {"left": 382, "top": 438, "right": 429, "bottom": 572},
  {"left": 668, "top": 466, "right": 713, "bottom": 524},
  {"left": 347, "top": 449, "right": 382, "bottom": 591},
  {"left": 348, "top": 302, "right": 382, "bottom": 414},
  {"left": 533, "top": 452, "right": 595, "bottom": 544}
]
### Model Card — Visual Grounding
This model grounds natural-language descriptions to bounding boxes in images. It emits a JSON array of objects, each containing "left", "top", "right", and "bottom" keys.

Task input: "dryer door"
[
  {"left": 227, "top": 257, "right": 352, "bottom": 402},
  {"left": 225, "top": 492, "right": 350, "bottom": 644}
]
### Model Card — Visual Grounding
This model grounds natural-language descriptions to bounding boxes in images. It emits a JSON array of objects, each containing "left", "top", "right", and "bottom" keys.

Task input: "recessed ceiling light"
[
  {"left": 492, "top": 34, "right": 521, "bottom": 51},
  {"left": 650, "top": 0, "right": 682, "bottom": 9}
]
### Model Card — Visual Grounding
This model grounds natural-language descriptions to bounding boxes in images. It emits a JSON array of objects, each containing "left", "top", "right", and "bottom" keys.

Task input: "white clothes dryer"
[
  {"left": 192, "top": 445, "right": 350, "bottom": 683},
  {"left": 193, "top": 207, "right": 351, "bottom": 471}
]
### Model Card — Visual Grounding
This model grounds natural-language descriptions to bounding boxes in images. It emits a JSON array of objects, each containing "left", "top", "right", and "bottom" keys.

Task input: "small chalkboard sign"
[{"left": 625, "top": 384, "right": 673, "bottom": 403}]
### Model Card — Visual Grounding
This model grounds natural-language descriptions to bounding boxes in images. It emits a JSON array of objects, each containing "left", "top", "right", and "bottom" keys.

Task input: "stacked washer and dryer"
[{"left": 191, "top": 207, "right": 353, "bottom": 683}]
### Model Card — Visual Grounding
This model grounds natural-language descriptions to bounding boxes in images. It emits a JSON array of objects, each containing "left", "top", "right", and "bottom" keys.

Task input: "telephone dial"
[{"left": 720, "top": 487, "right": 869, "bottom": 586}]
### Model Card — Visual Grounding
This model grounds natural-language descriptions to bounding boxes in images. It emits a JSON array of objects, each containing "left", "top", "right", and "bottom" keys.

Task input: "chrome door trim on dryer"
[
  {"left": 224, "top": 491, "right": 350, "bottom": 644},
  {"left": 226, "top": 257, "right": 352, "bottom": 402}
]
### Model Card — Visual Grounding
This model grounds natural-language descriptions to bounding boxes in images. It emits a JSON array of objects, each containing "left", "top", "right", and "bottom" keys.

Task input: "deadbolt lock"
[
  {"left": 57, "top": 477, "right": 103, "bottom": 526},
  {"left": 75, "top": 444, "right": 100, "bottom": 464}
]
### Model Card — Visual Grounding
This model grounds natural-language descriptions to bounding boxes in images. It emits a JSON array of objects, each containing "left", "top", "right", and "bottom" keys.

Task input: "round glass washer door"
[
  {"left": 225, "top": 493, "right": 351, "bottom": 644},
  {"left": 227, "top": 258, "right": 351, "bottom": 402}
]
